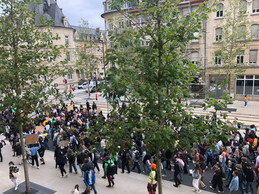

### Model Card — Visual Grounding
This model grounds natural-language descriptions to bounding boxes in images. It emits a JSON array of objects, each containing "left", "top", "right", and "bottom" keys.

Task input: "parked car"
[{"left": 78, "top": 82, "right": 88, "bottom": 89}]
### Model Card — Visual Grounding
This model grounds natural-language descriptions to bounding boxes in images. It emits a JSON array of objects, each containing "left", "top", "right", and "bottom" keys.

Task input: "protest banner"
[
  {"left": 67, "top": 105, "right": 73, "bottom": 112},
  {"left": 59, "top": 140, "right": 69, "bottom": 147},
  {"left": 25, "top": 134, "right": 39, "bottom": 145},
  {"left": 35, "top": 126, "right": 44, "bottom": 133}
]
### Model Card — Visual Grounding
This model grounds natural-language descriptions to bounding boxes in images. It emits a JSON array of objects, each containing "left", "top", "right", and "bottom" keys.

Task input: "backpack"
[
  {"left": 176, "top": 161, "right": 183, "bottom": 172},
  {"left": 107, "top": 162, "right": 117, "bottom": 176},
  {"left": 135, "top": 151, "right": 140, "bottom": 160}
]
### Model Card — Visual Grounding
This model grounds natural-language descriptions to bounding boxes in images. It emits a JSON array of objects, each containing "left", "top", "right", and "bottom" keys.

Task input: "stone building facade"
[
  {"left": 101, "top": 0, "right": 259, "bottom": 100},
  {"left": 32, "top": 0, "right": 106, "bottom": 90}
]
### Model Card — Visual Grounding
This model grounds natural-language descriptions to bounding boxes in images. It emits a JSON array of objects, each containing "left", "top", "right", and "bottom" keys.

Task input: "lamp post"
[{"left": 100, "top": 39, "right": 109, "bottom": 114}]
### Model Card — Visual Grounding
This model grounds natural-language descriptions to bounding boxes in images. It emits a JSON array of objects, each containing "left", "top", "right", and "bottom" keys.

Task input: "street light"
[{"left": 100, "top": 39, "right": 109, "bottom": 114}]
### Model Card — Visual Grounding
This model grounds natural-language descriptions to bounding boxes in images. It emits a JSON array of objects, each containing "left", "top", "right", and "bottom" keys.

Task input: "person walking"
[
  {"left": 229, "top": 170, "right": 239, "bottom": 194},
  {"left": 244, "top": 164, "right": 254, "bottom": 194},
  {"left": 131, "top": 147, "right": 141, "bottom": 173},
  {"left": 147, "top": 163, "right": 157, "bottom": 194},
  {"left": 121, "top": 148, "right": 131, "bottom": 174},
  {"left": 84, "top": 168, "right": 97, "bottom": 194},
  {"left": 9, "top": 161, "right": 19, "bottom": 190},
  {"left": 104, "top": 156, "right": 115, "bottom": 187},
  {"left": 29, "top": 144, "right": 41, "bottom": 169},
  {"left": 172, "top": 159, "right": 181, "bottom": 187},
  {"left": 244, "top": 95, "right": 248, "bottom": 107},
  {"left": 192, "top": 165, "right": 201, "bottom": 193},
  {"left": 56, "top": 147, "right": 68, "bottom": 177},
  {"left": 67, "top": 149, "right": 78, "bottom": 174},
  {"left": 0, "top": 141, "right": 3, "bottom": 162},
  {"left": 210, "top": 164, "right": 224, "bottom": 193}
]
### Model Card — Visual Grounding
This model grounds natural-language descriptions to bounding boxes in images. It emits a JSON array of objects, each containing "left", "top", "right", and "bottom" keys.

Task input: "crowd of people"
[{"left": 1, "top": 100, "right": 259, "bottom": 194}]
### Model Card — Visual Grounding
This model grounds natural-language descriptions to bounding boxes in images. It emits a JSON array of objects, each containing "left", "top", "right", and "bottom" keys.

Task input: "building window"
[
  {"left": 68, "top": 71, "right": 72, "bottom": 79},
  {"left": 249, "top": 50, "right": 257, "bottom": 64},
  {"left": 126, "top": 19, "right": 132, "bottom": 27},
  {"left": 66, "top": 52, "right": 70, "bottom": 61},
  {"left": 108, "top": 22, "right": 113, "bottom": 31},
  {"left": 137, "top": 16, "right": 143, "bottom": 26},
  {"left": 119, "top": 19, "right": 124, "bottom": 29},
  {"left": 251, "top": 24, "right": 259, "bottom": 40},
  {"left": 191, "top": 52, "right": 199, "bottom": 65},
  {"left": 181, "top": 7, "right": 190, "bottom": 16},
  {"left": 238, "top": 25, "right": 246, "bottom": 40},
  {"left": 240, "top": 0, "right": 247, "bottom": 13},
  {"left": 253, "top": 0, "right": 259, "bottom": 13},
  {"left": 236, "top": 75, "right": 259, "bottom": 95},
  {"left": 236, "top": 50, "right": 245, "bottom": 64},
  {"left": 215, "top": 28, "right": 222, "bottom": 41},
  {"left": 215, "top": 51, "right": 221, "bottom": 65},
  {"left": 65, "top": 36, "right": 69, "bottom": 45},
  {"left": 216, "top": 4, "right": 224, "bottom": 18}
]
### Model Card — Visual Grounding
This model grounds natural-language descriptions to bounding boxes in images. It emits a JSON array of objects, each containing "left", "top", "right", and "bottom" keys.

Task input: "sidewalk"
[{"left": 0, "top": 143, "right": 213, "bottom": 194}]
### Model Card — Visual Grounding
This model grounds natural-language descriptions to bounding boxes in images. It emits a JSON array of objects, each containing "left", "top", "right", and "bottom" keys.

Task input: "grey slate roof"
[
  {"left": 29, "top": 0, "right": 71, "bottom": 28},
  {"left": 71, "top": 25, "right": 105, "bottom": 37}
]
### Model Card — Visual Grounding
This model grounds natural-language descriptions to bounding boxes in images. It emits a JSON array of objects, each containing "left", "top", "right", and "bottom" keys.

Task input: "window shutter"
[
  {"left": 216, "top": 28, "right": 222, "bottom": 35},
  {"left": 251, "top": 25, "right": 259, "bottom": 39},
  {"left": 191, "top": 52, "right": 199, "bottom": 62},
  {"left": 253, "top": 0, "right": 259, "bottom": 10},
  {"left": 250, "top": 50, "right": 257, "bottom": 63}
]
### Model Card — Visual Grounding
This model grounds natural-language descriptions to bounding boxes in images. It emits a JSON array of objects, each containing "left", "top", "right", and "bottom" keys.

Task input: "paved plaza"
[{"left": 0, "top": 143, "right": 213, "bottom": 194}]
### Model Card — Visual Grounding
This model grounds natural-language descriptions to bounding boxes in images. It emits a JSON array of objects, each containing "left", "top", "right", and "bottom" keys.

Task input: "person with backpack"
[
  {"left": 104, "top": 156, "right": 115, "bottom": 187},
  {"left": 147, "top": 163, "right": 157, "bottom": 194},
  {"left": 172, "top": 159, "right": 181, "bottom": 187},
  {"left": 84, "top": 168, "right": 97, "bottom": 194},
  {"left": 192, "top": 165, "right": 201, "bottom": 193},
  {"left": 131, "top": 147, "right": 141, "bottom": 173}
]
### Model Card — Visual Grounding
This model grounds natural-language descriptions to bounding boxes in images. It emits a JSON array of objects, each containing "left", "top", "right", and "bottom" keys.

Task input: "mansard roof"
[{"left": 29, "top": 0, "right": 71, "bottom": 28}]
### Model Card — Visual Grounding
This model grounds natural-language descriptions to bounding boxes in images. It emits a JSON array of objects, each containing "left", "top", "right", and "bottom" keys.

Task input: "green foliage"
[{"left": 0, "top": 0, "right": 68, "bottom": 122}]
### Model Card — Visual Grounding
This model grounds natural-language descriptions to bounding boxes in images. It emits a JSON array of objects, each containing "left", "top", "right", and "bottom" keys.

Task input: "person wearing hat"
[{"left": 147, "top": 163, "right": 157, "bottom": 194}]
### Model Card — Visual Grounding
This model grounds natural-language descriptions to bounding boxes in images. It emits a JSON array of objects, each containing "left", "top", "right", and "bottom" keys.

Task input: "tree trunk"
[
  {"left": 156, "top": 150, "right": 163, "bottom": 194},
  {"left": 18, "top": 121, "right": 30, "bottom": 193}
]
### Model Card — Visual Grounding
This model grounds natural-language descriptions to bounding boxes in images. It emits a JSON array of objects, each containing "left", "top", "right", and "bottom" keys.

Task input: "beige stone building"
[
  {"left": 206, "top": 0, "right": 259, "bottom": 100},
  {"left": 101, "top": 0, "right": 259, "bottom": 100},
  {"left": 32, "top": 0, "right": 106, "bottom": 90},
  {"left": 72, "top": 26, "right": 106, "bottom": 82}
]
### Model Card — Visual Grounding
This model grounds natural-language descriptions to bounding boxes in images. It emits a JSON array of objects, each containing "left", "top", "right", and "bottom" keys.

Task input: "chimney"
[{"left": 96, "top": 28, "right": 100, "bottom": 33}]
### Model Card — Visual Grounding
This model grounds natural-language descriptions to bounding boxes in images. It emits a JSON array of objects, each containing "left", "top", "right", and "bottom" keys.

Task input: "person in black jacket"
[
  {"left": 121, "top": 148, "right": 131, "bottom": 174},
  {"left": 0, "top": 141, "right": 3, "bottom": 162},
  {"left": 210, "top": 164, "right": 224, "bottom": 193},
  {"left": 67, "top": 148, "right": 77, "bottom": 174},
  {"left": 55, "top": 146, "right": 67, "bottom": 177},
  {"left": 244, "top": 164, "right": 254, "bottom": 194},
  {"left": 77, "top": 151, "right": 85, "bottom": 177},
  {"left": 172, "top": 159, "right": 181, "bottom": 187}
]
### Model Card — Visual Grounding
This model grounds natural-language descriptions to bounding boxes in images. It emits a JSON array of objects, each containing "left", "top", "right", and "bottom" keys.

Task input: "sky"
[{"left": 57, "top": 0, "right": 105, "bottom": 30}]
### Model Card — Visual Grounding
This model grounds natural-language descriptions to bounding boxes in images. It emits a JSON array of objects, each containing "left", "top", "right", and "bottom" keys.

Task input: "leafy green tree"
[
  {"left": 97, "top": 0, "right": 234, "bottom": 193},
  {"left": 0, "top": 0, "right": 67, "bottom": 193},
  {"left": 212, "top": 0, "right": 249, "bottom": 93}
]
